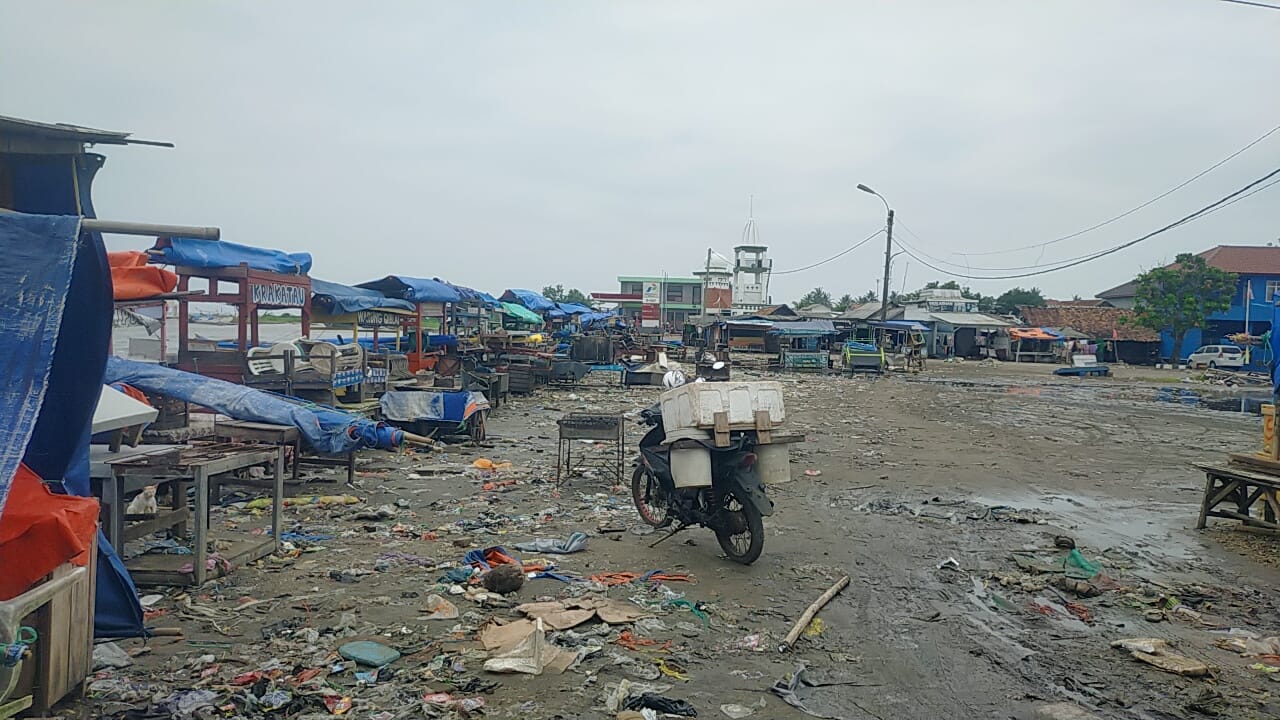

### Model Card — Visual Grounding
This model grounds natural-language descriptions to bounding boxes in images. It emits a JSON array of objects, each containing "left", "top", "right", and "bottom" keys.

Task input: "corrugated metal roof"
[
  {"left": 929, "top": 312, "right": 1012, "bottom": 328},
  {"left": 0, "top": 114, "right": 172, "bottom": 147}
]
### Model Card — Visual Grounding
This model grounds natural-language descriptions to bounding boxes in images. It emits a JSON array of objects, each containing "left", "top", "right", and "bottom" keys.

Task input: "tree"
[
  {"left": 854, "top": 290, "right": 879, "bottom": 304},
  {"left": 993, "top": 287, "right": 1046, "bottom": 315},
  {"left": 542, "top": 285, "right": 593, "bottom": 306},
  {"left": 563, "top": 288, "right": 592, "bottom": 305},
  {"left": 924, "top": 280, "right": 961, "bottom": 291},
  {"left": 1129, "top": 253, "right": 1237, "bottom": 363},
  {"left": 796, "top": 287, "right": 834, "bottom": 308},
  {"left": 833, "top": 294, "right": 856, "bottom": 312}
]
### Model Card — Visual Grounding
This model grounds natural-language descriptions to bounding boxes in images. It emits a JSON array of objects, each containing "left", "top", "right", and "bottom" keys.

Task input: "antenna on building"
[{"left": 742, "top": 194, "right": 760, "bottom": 246}]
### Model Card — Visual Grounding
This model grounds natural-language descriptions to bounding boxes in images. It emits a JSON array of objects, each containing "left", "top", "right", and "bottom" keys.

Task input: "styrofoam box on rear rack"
[{"left": 660, "top": 381, "right": 786, "bottom": 440}]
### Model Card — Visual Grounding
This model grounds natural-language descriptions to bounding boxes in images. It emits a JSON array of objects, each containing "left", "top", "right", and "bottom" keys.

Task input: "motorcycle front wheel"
[
  {"left": 631, "top": 465, "right": 672, "bottom": 528},
  {"left": 715, "top": 485, "right": 764, "bottom": 565}
]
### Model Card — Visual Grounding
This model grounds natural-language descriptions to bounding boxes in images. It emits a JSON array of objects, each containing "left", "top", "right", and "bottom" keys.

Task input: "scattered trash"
[
  {"left": 513, "top": 531, "right": 589, "bottom": 554},
  {"left": 92, "top": 641, "right": 133, "bottom": 670},
  {"left": 517, "top": 596, "right": 650, "bottom": 629},
  {"left": 338, "top": 640, "right": 401, "bottom": 668},
  {"left": 803, "top": 618, "right": 826, "bottom": 638},
  {"left": 720, "top": 699, "right": 767, "bottom": 718},
  {"left": 1111, "top": 638, "right": 1209, "bottom": 677},
  {"left": 423, "top": 594, "right": 460, "bottom": 620},
  {"left": 624, "top": 692, "right": 698, "bottom": 717},
  {"left": 482, "top": 618, "right": 576, "bottom": 675},
  {"left": 936, "top": 557, "right": 960, "bottom": 570},
  {"left": 804, "top": 469, "right": 822, "bottom": 477},
  {"left": 1065, "top": 549, "right": 1101, "bottom": 578},
  {"left": 769, "top": 663, "right": 875, "bottom": 718},
  {"left": 1250, "top": 662, "right": 1280, "bottom": 674}
]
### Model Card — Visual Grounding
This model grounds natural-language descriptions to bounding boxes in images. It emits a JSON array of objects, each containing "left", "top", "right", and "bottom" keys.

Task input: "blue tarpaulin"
[
  {"left": 0, "top": 213, "right": 81, "bottom": 524},
  {"left": 557, "top": 302, "right": 593, "bottom": 315},
  {"left": 104, "top": 359, "right": 404, "bottom": 453},
  {"left": 380, "top": 390, "right": 490, "bottom": 424},
  {"left": 500, "top": 289, "right": 556, "bottom": 313},
  {"left": 357, "top": 276, "right": 461, "bottom": 304},
  {"left": 311, "top": 278, "right": 414, "bottom": 314},
  {"left": 1, "top": 211, "right": 144, "bottom": 639},
  {"left": 150, "top": 237, "right": 312, "bottom": 275},
  {"left": 1272, "top": 304, "right": 1280, "bottom": 396}
]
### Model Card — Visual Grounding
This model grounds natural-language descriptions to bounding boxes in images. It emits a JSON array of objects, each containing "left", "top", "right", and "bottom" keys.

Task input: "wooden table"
[
  {"left": 103, "top": 442, "right": 284, "bottom": 586},
  {"left": 213, "top": 418, "right": 355, "bottom": 487},
  {"left": 1194, "top": 461, "right": 1280, "bottom": 532}
]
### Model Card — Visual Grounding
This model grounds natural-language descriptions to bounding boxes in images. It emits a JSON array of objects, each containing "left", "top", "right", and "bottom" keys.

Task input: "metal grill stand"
[{"left": 556, "top": 414, "right": 625, "bottom": 486}]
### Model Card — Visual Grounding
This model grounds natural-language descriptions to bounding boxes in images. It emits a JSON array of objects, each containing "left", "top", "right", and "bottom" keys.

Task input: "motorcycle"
[{"left": 630, "top": 377, "right": 774, "bottom": 565}]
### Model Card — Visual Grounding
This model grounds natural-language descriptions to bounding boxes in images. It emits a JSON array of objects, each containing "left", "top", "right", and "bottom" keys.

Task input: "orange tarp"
[
  {"left": 109, "top": 250, "right": 178, "bottom": 301},
  {"left": 1010, "top": 327, "right": 1059, "bottom": 341},
  {"left": 0, "top": 464, "right": 99, "bottom": 601}
]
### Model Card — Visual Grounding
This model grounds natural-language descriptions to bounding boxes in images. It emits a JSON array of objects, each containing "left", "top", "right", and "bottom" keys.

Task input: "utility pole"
[{"left": 880, "top": 209, "right": 894, "bottom": 322}]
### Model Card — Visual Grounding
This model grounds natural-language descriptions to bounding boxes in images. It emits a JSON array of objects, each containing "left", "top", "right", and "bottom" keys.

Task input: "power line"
[
  {"left": 897, "top": 169, "right": 1280, "bottom": 273},
  {"left": 958, "top": 121, "right": 1280, "bottom": 256},
  {"left": 1221, "top": 0, "right": 1280, "bottom": 9},
  {"left": 893, "top": 166, "right": 1280, "bottom": 280},
  {"left": 772, "top": 228, "right": 884, "bottom": 275}
]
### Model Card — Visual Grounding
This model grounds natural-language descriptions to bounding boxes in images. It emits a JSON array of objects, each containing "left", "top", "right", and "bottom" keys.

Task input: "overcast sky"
[{"left": 4, "top": 1, "right": 1278, "bottom": 303}]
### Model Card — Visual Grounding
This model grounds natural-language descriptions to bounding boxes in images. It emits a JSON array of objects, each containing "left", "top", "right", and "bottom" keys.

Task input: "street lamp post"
[{"left": 857, "top": 184, "right": 894, "bottom": 322}]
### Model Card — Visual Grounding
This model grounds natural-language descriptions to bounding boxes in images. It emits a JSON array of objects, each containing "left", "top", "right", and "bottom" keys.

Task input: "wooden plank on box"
[
  {"left": 713, "top": 411, "right": 730, "bottom": 448},
  {"left": 754, "top": 410, "right": 773, "bottom": 444}
]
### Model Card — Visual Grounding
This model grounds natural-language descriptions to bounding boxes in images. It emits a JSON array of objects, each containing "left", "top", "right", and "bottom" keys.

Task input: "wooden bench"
[{"left": 1194, "top": 461, "right": 1280, "bottom": 532}]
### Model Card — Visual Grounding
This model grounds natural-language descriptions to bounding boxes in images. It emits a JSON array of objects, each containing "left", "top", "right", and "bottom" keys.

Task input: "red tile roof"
[
  {"left": 1196, "top": 245, "right": 1280, "bottom": 275},
  {"left": 1097, "top": 245, "right": 1276, "bottom": 299},
  {"left": 1045, "top": 299, "right": 1111, "bottom": 307}
]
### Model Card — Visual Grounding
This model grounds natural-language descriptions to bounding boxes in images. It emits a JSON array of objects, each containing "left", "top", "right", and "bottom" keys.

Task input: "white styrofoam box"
[
  {"left": 660, "top": 381, "right": 786, "bottom": 438},
  {"left": 756, "top": 444, "right": 792, "bottom": 485},
  {"left": 671, "top": 446, "right": 713, "bottom": 488}
]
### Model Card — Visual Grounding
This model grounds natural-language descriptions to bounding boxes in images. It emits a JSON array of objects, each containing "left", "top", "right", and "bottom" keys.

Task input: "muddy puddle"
[
  {"left": 971, "top": 489, "right": 1203, "bottom": 563},
  {"left": 907, "top": 376, "right": 1269, "bottom": 416}
]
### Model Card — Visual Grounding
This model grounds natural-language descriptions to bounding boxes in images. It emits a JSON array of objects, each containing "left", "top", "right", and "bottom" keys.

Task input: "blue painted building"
[{"left": 1095, "top": 245, "right": 1280, "bottom": 368}]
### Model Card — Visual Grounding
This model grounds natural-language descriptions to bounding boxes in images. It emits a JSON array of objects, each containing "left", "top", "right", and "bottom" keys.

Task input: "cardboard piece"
[
  {"left": 481, "top": 618, "right": 575, "bottom": 675},
  {"left": 515, "top": 597, "right": 650, "bottom": 629}
]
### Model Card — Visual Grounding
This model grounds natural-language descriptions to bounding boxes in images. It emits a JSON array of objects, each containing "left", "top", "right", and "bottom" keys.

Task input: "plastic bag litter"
[
  {"left": 721, "top": 699, "right": 767, "bottom": 718},
  {"left": 513, "top": 531, "right": 589, "bottom": 554},
  {"left": 1111, "top": 638, "right": 1209, "bottom": 676},
  {"left": 624, "top": 692, "right": 697, "bottom": 717},
  {"left": 424, "top": 594, "right": 460, "bottom": 620},
  {"left": 93, "top": 641, "right": 133, "bottom": 670}
]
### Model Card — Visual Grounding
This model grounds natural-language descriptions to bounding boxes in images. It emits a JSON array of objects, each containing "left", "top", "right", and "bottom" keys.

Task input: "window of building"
[
  {"left": 691, "top": 286, "right": 702, "bottom": 306},
  {"left": 666, "top": 285, "right": 684, "bottom": 303},
  {"left": 1266, "top": 281, "right": 1280, "bottom": 303},
  {"left": 622, "top": 281, "right": 643, "bottom": 295}
]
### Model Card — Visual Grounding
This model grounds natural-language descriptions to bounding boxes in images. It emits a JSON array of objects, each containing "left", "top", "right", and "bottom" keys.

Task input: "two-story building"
[
  {"left": 1095, "top": 245, "right": 1280, "bottom": 365},
  {"left": 591, "top": 276, "right": 703, "bottom": 327},
  {"left": 900, "top": 288, "right": 1011, "bottom": 358}
]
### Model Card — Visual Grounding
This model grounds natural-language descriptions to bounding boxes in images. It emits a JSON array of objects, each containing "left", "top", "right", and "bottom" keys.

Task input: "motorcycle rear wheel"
[
  {"left": 631, "top": 465, "right": 672, "bottom": 528},
  {"left": 715, "top": 485, "right": 764, "bottom": 565}
]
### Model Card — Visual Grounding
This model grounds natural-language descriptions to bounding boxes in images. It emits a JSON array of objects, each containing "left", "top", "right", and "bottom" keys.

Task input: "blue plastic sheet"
[
  {"left": 104, "top": 358, "right": 404, "bottom": 453},
  {"left": 556, "top": 302, "right": 593, "bottom": 315},
  {"left": 1272, "top": 304, "right": 1280, "bottom": 396},
  {"left": 379, "top": 390, "right": 489, "bottom": 423},
  {"left": 357, "top": 276, "right": 461, "bottom": 304},
  {"left": 0, "top": 213, "right": 81, "bottom": 523},
  {"left": 768, "top": 320, "right": 837, "bottom": 336},
  {"left": 150, "top": 238, "right": 312, "bottom": 275},
  {"left": 311, "top": 278, "right": 414, "bottom": 314},
  {"left": 500, "top": 289, "right": 556, "bottom": 313},
  {"left": 1, "top": 211, "right": 145, "bottom": 639}
]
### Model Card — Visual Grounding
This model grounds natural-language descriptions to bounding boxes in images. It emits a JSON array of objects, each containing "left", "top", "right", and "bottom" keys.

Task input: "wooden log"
[{"left": 778, "top": 574, "right": 851, "bottom": 652}]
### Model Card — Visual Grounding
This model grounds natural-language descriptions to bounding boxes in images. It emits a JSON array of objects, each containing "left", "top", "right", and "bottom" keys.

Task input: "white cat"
[{"left": 126, "top": 485, "right": 158, "bottom": 516}]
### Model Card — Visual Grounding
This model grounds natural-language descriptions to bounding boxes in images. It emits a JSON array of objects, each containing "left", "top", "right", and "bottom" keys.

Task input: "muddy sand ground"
[{"left": 82, "top": 361, "right": 1280, "bottom": 719}]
